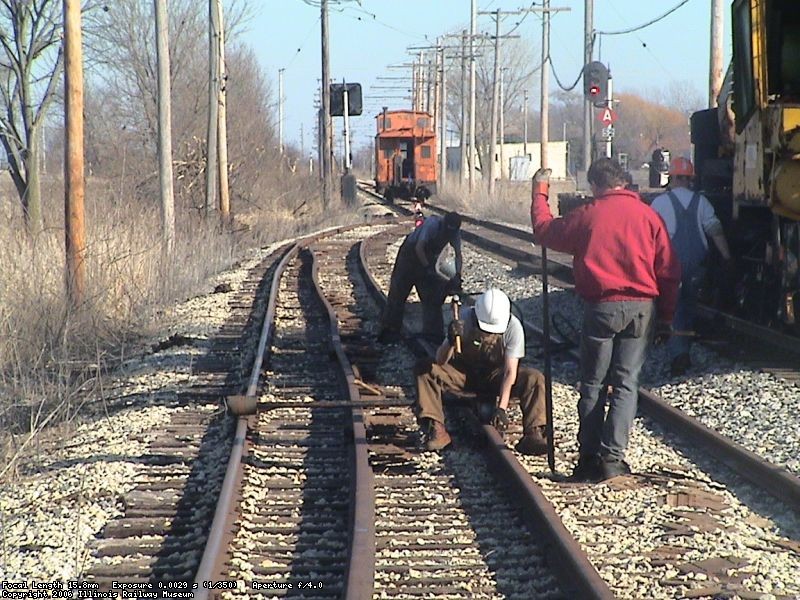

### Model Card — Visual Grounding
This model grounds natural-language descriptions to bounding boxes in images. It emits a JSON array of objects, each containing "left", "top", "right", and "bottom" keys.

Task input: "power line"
[
  {"left": 549, "top": 56, "right": 584, "bottom": 93},
  {"left": 595, "top": 0, "right": 691, "bottom": 36}
]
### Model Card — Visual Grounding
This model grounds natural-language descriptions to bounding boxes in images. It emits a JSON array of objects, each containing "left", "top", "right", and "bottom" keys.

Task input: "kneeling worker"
[
  {"left": 377, "top": 211, "right": 463, "bottom": 343},
  {"left": 413, "top": 288, "right": 548, "bottom": 454}
]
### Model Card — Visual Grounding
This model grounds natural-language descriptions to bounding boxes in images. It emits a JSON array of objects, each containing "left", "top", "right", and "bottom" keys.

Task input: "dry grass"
[
  {"left": 0, "top": 169, "right": 357, "bottom": 476},
  {"left": 434, "top": 177, "right": 578, "bottom": 225}
]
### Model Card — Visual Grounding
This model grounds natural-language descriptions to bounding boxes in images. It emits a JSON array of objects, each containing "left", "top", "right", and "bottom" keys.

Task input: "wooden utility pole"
[
  {"left": 540, "top": 0, "right": 551, "bottom": 170},
  {"left": 488, "top": 8, "right": 501, "bottom": 194},
  {"left": 215, "top": 0, "right": 230, "bottom": 219},
  {"left": 278, "top": 68, "right": 285, "bottom": 155},
  {"left": 480, "top": 7, "right": 524, "bottom": 193},
  {"left": 320, "top": 0, "right": 333, "bottom": 208},
  {"left": 205, "top": 0, "right": 220, "bottom": 215},
  {"left": 499, "top": 67, "right": 506, "bottom": 180},
  {"left": 154, "top": 0, "right": 175, "bottom": 253},
  {"left": 63, "top": 0, "right": 86, "bottom": 306},
  {"left": 583, "top": 0, "right": 594, "bottom": 173},
  {"left": 523, "top": 89, "right": 529, "bottom": 158},
  {"left": 709, "top": 0, "right": 724, "bottom": 108},
  {"left": 468, "top": 0, "right": 477, "bottom": 192},
  {"left": 439, "top": 45, "right": 447, "bottom": 192},
  {"left": 459, "top": 30, "right": 468, "bottom": 185}
]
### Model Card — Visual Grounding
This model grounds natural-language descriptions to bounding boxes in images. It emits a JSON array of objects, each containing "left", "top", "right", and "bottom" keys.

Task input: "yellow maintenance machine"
[{"left": 692, "top": 0, "right": 800, "bottom": 330}]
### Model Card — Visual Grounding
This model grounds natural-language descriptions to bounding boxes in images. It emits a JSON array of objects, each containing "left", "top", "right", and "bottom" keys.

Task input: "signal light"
[{"left": 583, "top": 61, "right": 609, "bottom": 106}]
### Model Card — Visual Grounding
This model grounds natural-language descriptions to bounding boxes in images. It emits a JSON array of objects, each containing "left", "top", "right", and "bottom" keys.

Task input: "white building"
[{"left": 446, "top": 141, "right": 569, "bottom": 181}]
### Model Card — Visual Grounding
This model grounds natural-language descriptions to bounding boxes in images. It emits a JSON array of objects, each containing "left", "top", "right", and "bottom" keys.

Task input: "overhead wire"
[{"left": 547, "top": 0, "right": 693, "bottom": 92}]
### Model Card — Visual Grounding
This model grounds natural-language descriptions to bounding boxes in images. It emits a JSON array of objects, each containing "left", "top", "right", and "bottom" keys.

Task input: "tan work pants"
[{"left": 414, "top": 357, "right": 546, "bottom": 434}]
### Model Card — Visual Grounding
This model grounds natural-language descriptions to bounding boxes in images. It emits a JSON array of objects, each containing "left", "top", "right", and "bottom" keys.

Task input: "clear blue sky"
[{"left": 243, "top": 0, "right": 732, "bottom": 155}]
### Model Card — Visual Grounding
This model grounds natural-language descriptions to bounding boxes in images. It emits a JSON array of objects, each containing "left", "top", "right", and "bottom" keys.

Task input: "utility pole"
[
  {"left": 523, "top": 89, "right": 529, "bottom": 158},
  {"left": 154, "top": 0, "right": 175, "bottom": 253},
  {"left": 439, "top": 45, "right": 447, "bottom": 192},
  {"left": 540, "top": 0, "right": 551, "bottom": 170},
  {"left": 279, "top": 68, "right": 285, "bottom": 154},
  {"left": 63, "top": 0, "right": 86, "bottom": 306},
  {"left": 604, "top": 71, "right": 613, "bottom": 159},
  {"left": 205, "top": 0, "right": 219, "bottom": 215},
  {"left": 709, "top": 0, "right": 724, "bottom": 108},
  {"left": 488, "top": 8, "right": 500, "bottom": 194},
  {"left": 499, "top": 67, "right": 506, "bottom": 181},
  {"left": 583, "top": 0, "right": 594, "bottom": 174},
  {"left": 468, "top": 0, "right": 477, "bottom": 192},
  {"left": 459, "top": 30, "right": 468, "bottom": 185},
  {"left": 320, "top": 0, "right": 333, "bottom": 208},
  {"left": 216, "top": 0, "right": 230, "bottom": 219}
]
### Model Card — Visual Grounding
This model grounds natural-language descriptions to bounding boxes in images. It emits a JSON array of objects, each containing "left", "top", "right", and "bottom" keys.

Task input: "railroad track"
[
  {"left": 358, "top": 198, "right": 800, "bottom": 598},
  {"left": 81, "top": 244, "right": 292, "bottom": 588},
  {"left": 193, "top": 224, "right": 590, "bottom": 599}
]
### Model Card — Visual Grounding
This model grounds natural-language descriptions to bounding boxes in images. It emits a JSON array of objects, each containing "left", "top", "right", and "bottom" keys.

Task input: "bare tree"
[
  {"left": 0, "top": 0, "right": 63, "bottom": 233},
  {"left": 82, "top": 0, "right": 252, "bottom": 207}
]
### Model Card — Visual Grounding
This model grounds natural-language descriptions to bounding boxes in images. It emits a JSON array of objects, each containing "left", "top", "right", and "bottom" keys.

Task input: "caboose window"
[
  {"left": 384, "top": 149, "right": 393, "bottom": 159},
  {"left": 421, "top": 146, "right": 431, "bottom": 158}
]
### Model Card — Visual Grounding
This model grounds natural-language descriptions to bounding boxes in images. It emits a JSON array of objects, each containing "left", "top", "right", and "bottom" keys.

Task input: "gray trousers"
[{"left": 577, "top": 300, "right": 654, "bottom": 461}]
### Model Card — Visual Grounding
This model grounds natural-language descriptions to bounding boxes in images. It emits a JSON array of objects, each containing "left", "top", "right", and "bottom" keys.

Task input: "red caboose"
[{"left": 374, "top": 109, "right": 437, "bottom": 202}]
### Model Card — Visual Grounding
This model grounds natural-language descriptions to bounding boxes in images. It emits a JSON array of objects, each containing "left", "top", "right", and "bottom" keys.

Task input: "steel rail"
[
  {"left": 361, "top": 183, "right": 800, "bottom": 512},
  {"left": 308, "top": 247, "right": 376, "bottom": 600},
  {"left": 193, "top": 241, "right": 298, "bottom": 597},
  {"left": 357, "top": 233, "right": 615, "bottom": 600},
  {"left": 193, "top": 221, "right": 393, "bottom": 596}
]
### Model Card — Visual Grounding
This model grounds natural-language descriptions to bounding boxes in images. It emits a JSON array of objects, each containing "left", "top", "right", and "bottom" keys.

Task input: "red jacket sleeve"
[
  {"left": 652, "top": 222, "right": 681, "bottom": 322},
  {"left": 530, "top": 189, "right": 581, "bottom": 255}
]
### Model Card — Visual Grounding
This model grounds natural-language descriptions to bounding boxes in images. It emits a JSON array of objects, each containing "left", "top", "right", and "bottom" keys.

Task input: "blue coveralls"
[{"left": 666, "top": 191, "right": 708, "bottom": 360}]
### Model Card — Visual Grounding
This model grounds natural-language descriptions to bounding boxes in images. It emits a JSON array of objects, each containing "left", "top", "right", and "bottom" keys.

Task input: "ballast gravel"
[
  {"left": 0, "top": 241, "right": 288, "bottom": 582},
  {"left": 376, "top": 232, "right": 800, "bottom": 600}
]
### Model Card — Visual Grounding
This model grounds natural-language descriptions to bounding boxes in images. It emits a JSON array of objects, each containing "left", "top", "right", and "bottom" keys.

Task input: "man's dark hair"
[
  {"left": 587, "top": 158, "right": 628, "bottom": 191},
  {"left": 443, "top": 211, "right": 462, "bottom": 231}
]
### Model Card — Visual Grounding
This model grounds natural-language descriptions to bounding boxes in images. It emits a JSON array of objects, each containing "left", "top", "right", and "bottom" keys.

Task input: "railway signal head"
[{"left": 584, "top": 61, "right": 609, "bottom": 106}]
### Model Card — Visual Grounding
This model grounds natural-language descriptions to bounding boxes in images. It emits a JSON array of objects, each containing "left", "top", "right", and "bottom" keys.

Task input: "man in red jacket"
[{"left": 530, "top": 158, "right": 680, "bottom": 482}]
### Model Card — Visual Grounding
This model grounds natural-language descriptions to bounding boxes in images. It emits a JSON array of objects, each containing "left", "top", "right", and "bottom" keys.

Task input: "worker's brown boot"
[
  {"left": 426, "top": 420, "right": 452, "bottom": 451},
  {"left": 515, "top": 426, "right": 548, "bottom": 456}
]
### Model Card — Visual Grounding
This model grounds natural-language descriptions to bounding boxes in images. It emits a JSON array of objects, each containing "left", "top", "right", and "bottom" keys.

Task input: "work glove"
[
  {"left": 447, "top": 319, "right": 465, "bottom": 346},
  {"left": 491, "top": 407, "right": 509, "bottom": 433},
  {"left": 531, "top": 167, "right": 552, "bottom": 199},
  {"left": 532, "top": 167, "right": 552, "bottom": 184},
  {"left": 653, "top": 320, "right": 672, "bottom": 345}
]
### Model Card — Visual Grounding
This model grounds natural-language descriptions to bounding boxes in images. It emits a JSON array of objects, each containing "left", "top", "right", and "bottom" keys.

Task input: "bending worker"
[
  {"left": 413, "top": 288, "right": 548, "bottom": 455},
  {"left": 377, "top": 211, "right": 463, "bottom": 343},
  {"left": 650, "top": 157, "right": 732, "bottom": 377},
  {"left": 530, "top": 159, "right": 680, "bottom": 482}
]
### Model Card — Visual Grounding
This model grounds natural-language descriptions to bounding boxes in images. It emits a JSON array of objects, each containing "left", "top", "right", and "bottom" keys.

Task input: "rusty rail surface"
[
  {"left": 309, "top": 248, "right": 376, "bottom": 599},
  {"left": 194, "top": 222, "right": 393, "bottom": 597},
  {"left": 361, "top": 183, "right": 800, "bottom": 513},
  {"left": 356, "top": 234, "right": 615, "bottom": 600},
  {"left": 193, "top": 241, "right": 299, "bottom": 598}
]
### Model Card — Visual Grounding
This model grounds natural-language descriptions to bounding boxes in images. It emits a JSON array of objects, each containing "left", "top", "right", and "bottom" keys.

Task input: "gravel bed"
[
  {"left": 0, "top": 241, "right": 286, "bottom": 582},
  {"left": 377, "top": 235, "right": 800, "bottom": 599}
]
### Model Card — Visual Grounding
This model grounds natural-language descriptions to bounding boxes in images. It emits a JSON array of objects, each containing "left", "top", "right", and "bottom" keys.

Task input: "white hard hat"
[{"left": 474, "top": 288, "right": 510, "bottom": 334}]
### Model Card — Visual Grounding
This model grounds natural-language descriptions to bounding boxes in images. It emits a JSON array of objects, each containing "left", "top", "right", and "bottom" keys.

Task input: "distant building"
[{"left": 446, "top": 141, "right": 569, "bottom": 181}]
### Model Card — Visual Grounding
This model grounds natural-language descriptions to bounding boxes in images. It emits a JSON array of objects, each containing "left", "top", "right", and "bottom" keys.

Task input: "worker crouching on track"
[
  {"left": 377, "top": 211, "right": 463, "bottom": 344},
  {"left": 530, "top": 159, "right": 681, "bottom": 481},
  {"left": 413, "top": 288, "right": 548, "bottom": 454}
]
